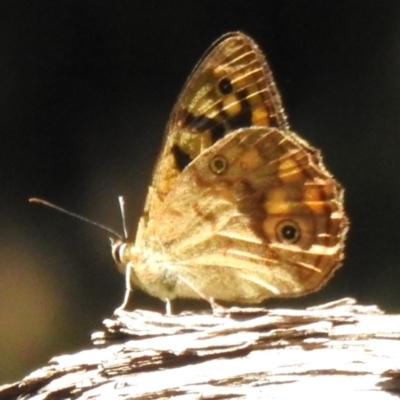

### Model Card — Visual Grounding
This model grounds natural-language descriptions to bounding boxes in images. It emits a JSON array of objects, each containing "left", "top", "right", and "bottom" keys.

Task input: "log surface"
[{"left": 1, "top": 298, "right": 400, "bottom": 399}]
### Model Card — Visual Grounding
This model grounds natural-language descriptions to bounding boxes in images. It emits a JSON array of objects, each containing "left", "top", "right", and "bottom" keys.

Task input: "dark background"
[{"left": 1, "top": 0, "right": 400, "bottom": 383}]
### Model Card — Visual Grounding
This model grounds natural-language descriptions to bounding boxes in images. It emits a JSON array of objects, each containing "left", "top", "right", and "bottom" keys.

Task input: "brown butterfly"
[{"left": 112, "top": 32, "right": 348, "bottom": 311}]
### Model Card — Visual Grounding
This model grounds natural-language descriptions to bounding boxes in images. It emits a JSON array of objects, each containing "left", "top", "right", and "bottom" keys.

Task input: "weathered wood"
[{"left": 1, "top": 298, "right": 400, "bottom": 399}]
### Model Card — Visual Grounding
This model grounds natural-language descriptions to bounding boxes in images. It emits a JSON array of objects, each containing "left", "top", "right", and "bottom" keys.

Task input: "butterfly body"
[{"left": 113, "top": 32, "right": 348, "bottom": 306}]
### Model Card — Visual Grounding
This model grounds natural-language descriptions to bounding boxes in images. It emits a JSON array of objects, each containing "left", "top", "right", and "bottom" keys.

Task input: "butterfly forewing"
[{"left": 144, "top": 32, "right": 288, "bottom": 221}]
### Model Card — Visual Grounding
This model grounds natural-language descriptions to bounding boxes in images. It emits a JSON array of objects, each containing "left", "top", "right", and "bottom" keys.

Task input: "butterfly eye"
[
  {"left": 209, "top": 155, "right": 229, "bottom": 175},
  {"left": 218, "top": 78, "right": 233, "bottom": 95},
  {"left": 276, "top": 220, "right": 301, "bottom": 244}
]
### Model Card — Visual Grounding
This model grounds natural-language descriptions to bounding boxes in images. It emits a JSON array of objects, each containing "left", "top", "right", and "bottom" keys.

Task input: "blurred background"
[{"left": 1, "top": 0, "right": 400, "bottom": 384}]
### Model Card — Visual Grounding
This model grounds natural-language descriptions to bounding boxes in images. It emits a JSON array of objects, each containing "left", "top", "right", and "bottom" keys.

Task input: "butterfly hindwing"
[{"left": 144, "top": 127, "right": 347, "bottom": 302}]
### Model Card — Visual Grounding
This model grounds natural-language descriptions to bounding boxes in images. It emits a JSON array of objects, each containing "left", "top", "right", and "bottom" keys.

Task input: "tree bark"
[{"left": 1, "top": 298, "right": 400, "bottom": 399}]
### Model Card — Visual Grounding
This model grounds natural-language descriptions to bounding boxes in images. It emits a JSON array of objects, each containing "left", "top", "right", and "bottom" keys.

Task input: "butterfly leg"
[
  {"left": 165, "top": 299, "right": 174, "bottom": 315},
  {"left": 208, "top": 297, "right": 228, "bottom": 314},
  {"left": 115, "top": 261, "right": 134, "bottom": 311}
]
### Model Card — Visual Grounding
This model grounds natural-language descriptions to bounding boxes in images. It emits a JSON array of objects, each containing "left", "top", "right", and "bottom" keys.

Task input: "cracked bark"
[{"left": 1, "top": 298, "right": 400, "bottom": 399}]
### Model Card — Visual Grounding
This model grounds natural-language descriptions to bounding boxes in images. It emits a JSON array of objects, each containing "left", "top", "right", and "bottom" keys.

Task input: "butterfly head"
[
  {"left": 111, "top": 236, "right": 142, "bottom": 277},
  {"left": 110, "top": 237, "right": 127, "bottom": 273}
]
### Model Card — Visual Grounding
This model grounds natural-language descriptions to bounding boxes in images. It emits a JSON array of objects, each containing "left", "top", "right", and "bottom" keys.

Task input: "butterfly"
[{"left": 112, "top": 31, "right": 349, "bottom": 311}]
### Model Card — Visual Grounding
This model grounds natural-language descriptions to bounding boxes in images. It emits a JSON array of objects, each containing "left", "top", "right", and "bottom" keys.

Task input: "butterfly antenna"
[
  {"left": 118, "top": 196, "right": 130, "bottom": 240},
  {"left": 29, "top": 197, "right": 122, "bottom": 240}
]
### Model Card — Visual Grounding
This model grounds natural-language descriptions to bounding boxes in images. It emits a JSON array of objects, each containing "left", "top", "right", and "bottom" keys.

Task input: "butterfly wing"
[
  {"left": 144, "top": 127, "right": 348, "bottom": 303},
  {"left": 117, "top": 32, "right": 348, "bottom": 304},
  {"left": 143, "top": 32, "right": 288, "bottom": 224}
]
